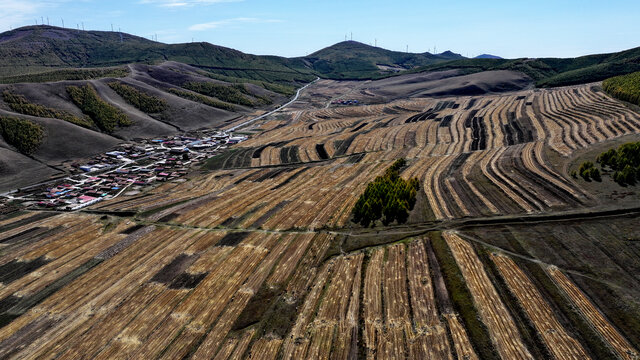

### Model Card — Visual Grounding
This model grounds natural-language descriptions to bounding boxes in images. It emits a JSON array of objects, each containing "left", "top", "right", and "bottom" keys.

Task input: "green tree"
[
  {"left": 0, "top": 117, "right": 44, "bottom": 155},
  {"left": 67, "top": 84, "right": 130, "bottom": 133}
]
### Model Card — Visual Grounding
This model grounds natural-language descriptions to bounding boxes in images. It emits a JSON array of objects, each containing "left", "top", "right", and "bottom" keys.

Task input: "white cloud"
[
  {"left": 0, "top": 0, "right": 74, "bottom": 31},
  {"left": 139, "top": 0, "right": 242, "bottom": 8},
  {"left": 0, "top": 0, "right": 45, "bottom": 30},
  {"left": 189, "top": 17, "right": 281, "bottom": 31}
]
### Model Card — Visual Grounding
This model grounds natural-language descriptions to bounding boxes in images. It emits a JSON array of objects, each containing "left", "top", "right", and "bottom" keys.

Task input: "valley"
[
  {"left": 1, "top": 23, "right": 640, "bottom": 360},
  {"left": 1, "top": 69, "right": 639, "bottom": 359}
]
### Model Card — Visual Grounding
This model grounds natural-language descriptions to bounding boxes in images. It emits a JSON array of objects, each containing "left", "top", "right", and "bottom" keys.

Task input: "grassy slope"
[
  {"left": 410, "top": 47, "right": 640, "bottom": 88},
  {"left": 0, "top": 25, "right": 314, "bottom": 85},
  {"left": 1, "top": 25, "right": 640, "bottom": 87},
  {"left": 302, "top": 41, "right": 464, "bottom": 79}
]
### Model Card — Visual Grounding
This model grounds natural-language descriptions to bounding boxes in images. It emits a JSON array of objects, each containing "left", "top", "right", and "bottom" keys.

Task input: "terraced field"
[
  {"left": 209, "top": 83, "right": 639, "bottom": 220},
  {"left": 1, "top": 79, "right": 640, "bottom": 359}
]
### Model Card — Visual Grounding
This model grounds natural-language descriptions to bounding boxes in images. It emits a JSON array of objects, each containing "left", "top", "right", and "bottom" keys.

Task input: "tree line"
[
  {"left": 352, "top": 158, "right": 420, "bottom": 227},
  {"left": 0, "top": 116, "right": 44, "bottom": 155},
  {"left": 603, "top": 71, "right": 640, "bottom": 106},
  {"left": 166, "top": 88, "right": 236, "bottom": 111},
  {"left": 2, "top": 90, "right": 93, "bottom": 129},
  {"left": 66, "top": 84, "right": 130, "bottom": 133},
  {"left": 182, "top": 82, "right": 254, "bottom": 107},
  {"left": 107, "top": 82, "right": 167, "bottom": 113},
  {"left": 0, "top": 67, "right": 129, "bottom": 85}
]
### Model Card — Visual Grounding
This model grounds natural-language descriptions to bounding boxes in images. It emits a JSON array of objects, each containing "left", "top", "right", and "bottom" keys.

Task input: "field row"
[
  {"left": 0, "top": 214, "right": 334, "bottom": 359},
  {"left": 444, "top": 231, "right": 640, "bottom": 360},
  {"left": 232, "top": 85, "right": 640, "bottom": 169},
  {"left": 403, "top": 140, "right": 588, "bottom": 220},
  {"left": 283, "top": 241, "right": 472, "bottom": 360},
  {"left": 99, "top": 160, "right": 384, "bottom": 230},
  {"left": 2, "top": 210, "right": 636, "bottom": 359}
]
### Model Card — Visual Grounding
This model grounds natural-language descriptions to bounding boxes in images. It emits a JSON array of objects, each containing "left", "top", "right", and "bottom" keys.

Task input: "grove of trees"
[
  {"left": 182, "top": 82, "right": 253, "bottom": 106},
  {"left": 107, "top": 82, "right": 167, "bottom": 113},
  {"left": 578, "top": 161, "right": 601, "bottom": 182},
  {"left": 0, "top": 116, "right": 44, "bottom": 155},
  {"left": 597, "top": 141, "right": 640, "bottom": 186},
  {"left": 166, "top": 88, "right": 236, "bottom": 111},
  {"left": 2, "top": 90, "right": 93, "bottom": 129},
  {"left": 352, "top": 158, "right": 420, "bottom": 227},
  {"left": 66, "top": 84, "right": 130, "bottom": 133},
  {"left": 603, "top": 71, "right": 640, "bottom": 106}
]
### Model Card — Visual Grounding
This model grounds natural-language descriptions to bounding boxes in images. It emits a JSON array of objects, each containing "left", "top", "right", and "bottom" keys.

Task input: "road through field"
[{"left": 228, "top": 77, "right": 319, "bottom": 131}]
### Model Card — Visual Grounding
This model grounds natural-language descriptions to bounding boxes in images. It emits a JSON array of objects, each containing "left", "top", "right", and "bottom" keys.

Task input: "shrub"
[
  {"left": 66, "top": 84, "right": 130, "bottom": 133},
  {"left": 2, "top": 90, "right": 93, "bottom": 128},
  {"left": 107, "top": 82, "right": 167, "bottom": 113},
  {"left": 352, "top": 159, "right": 419, "bottom": 227},
  {"left": 0, "top": 116, "right": 44, "bottom": 155}
]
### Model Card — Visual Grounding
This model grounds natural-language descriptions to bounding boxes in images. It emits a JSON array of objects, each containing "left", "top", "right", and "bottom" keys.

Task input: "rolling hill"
[
  {"left": 302, "top": 41, "right": 464, "bottom": 79},
  {"left": 412, "top": 47, "right": 640, "bottom": 87},
  {"left": 1, "top": 25, "right": 640, "bottom": 190},
  {"left": 2, "top": 25, "right": 639, "bottom": 86},
  {"left": 475, "top": 54, "right": 503, "bottom": 59},
  {"left": 0, "top": 25, "right": 314, "bottom": 84}
]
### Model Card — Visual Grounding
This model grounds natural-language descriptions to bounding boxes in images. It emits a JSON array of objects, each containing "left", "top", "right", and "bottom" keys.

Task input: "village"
[{"left": 2, "top": 131, "right": 247, "bottom": 211}]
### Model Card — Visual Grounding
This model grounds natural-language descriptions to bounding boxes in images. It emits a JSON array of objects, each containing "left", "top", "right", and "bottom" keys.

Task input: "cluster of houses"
[
  {"left": 331, "top": 99, "right": 360, "bottom": 106},
  {"left": 12, "top": 131, "right": 247, "bottom": 211}
]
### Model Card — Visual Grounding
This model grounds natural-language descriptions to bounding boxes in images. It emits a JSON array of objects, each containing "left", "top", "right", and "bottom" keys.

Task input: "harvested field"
[
  {"left": 444, "top": 231, "right": 534, "bottom": 359},
  {"left": 548, "top": 267, "right": 639, "bottom": 360},
  {"left": 0, "top": 213, "right": 337, "bottom": 359},
  {"left": 492, "top": 254, "right": 590, "bottom": 360},
  {"left": 209, "top": 83, "right": 639, "bottom": 222},
  {"left": 1, "top": 77, "right": 640, "bottom": 359},
  {"left": 97, "top": 161, "right": 385, "bottom": 231}
]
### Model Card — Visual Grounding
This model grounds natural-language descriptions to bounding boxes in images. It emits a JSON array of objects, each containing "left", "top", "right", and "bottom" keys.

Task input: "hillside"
[
  {"left": 603, "top": 70, "right": 640, "bottom": 105},
  {"left": 475, "top": 54, "right": 502, "bottom": 59},
  {"left": 2, "top": 26, "right": 640, "bottom": 86},
  {"left": 412, "top": 46, "right": 640, "bottom": 87},
  {"left": 0, "top": 59, "right": 296, "bottom": 190},
  {"left": 1, "top": 76, "right": 639, "bottom": 359},
  {"left": 0, "top": 25, "right": 315, "bottom": 85},
  {"left": 1, "top": 25, "right": 640, "bottom": 190},
  {"left": 303, "top": 41, "right": 464, "bottom": 79}
]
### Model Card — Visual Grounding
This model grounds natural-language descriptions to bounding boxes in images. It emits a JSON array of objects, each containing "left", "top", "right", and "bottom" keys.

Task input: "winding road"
[{"left": 228, "top": 77, "right": 319, "bottom": 131}]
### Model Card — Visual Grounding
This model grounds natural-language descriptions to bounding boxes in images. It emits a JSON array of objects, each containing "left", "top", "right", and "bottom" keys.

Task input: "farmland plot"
[
  {"left": 0, "top": 217, "right": 332, "bottom": 359},
  {"left": 444, "top": 231, "right": 534, "bottom": 359},
  {"left": 1, "top": 77, "right": 640, "bottom": 360},
  {"left": 492, "top": 254, "right": 590, "bottom": 360},
  {"left": 548, "top": 267, "right": 639, "bottom": 360}
]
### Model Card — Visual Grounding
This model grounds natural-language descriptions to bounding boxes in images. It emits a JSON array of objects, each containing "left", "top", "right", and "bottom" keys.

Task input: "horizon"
[
  {"left": 1, "top": 0, "right": 640, "bottom": 59},
  {"left": 5, "top": 25, "right": 640, "bottom": 61}
]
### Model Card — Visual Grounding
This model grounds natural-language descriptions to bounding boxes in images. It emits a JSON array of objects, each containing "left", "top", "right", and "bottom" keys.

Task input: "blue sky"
[{"left": 2, "top": 0, "right": 640, "bottom": 58}]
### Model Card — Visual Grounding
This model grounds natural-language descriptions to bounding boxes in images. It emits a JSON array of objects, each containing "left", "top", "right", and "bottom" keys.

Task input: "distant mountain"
[
  {"left": 436, "top": 50, "right": 465, "bottom": 60},
  {"left": 0, "top": 25, "right": 314, "bottom": 84},
  {"left": 412, "top": 46, "right": 640, "bottom": 87},
  {"left": 1, "top": 25, "right": 640, "bottom": 87},
  {"left": 302, "top": 41, "right": 465, "bottom": 79},
  {"left": 0, "top": 27, "right": 465, "bottom": 81},
  {"left": 475, "top": 54, "right": 503, "bottom": 59}
]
